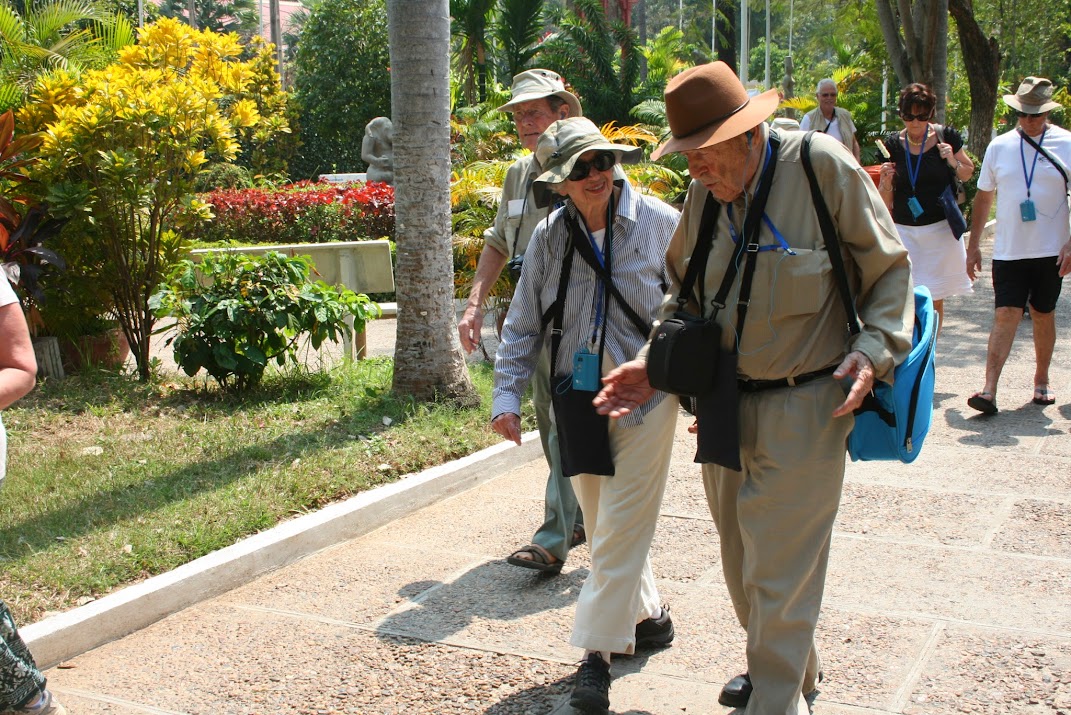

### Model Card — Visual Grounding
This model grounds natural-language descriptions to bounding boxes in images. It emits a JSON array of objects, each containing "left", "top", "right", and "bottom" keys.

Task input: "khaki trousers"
[
  {"left": 702, "top": 378, "right": 852, "bottom": 715},
  {"left": 570, "top": 391, "right": 677, "bottom": 655}
]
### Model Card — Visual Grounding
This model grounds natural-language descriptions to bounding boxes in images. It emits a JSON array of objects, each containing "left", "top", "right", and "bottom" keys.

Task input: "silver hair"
[{"left": 816, "top": 78, "right": 837, "bottom": 94}]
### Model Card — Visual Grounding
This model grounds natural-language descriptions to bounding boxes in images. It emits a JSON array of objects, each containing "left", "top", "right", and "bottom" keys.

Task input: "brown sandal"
[{"left": 506, "top": 544, "right": 563, "bottom": 574}]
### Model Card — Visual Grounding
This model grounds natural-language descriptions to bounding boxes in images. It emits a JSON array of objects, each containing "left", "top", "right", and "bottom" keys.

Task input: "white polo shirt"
[{"left": 978, "top": 123, "right": 1071, "bottom": 260}]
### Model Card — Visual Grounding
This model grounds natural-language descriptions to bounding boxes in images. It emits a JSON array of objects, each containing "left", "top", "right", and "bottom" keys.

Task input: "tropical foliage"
[
  {"left": 21, "top": 18, "right": 279, "bottom": 380},
  {"left": 158, "top": 0, "right": 259, "bottom": 39},
  {"left": 0, "top": 0, "right": 135, "bottom": 111},
  {"left": 151, "top": 250, "right": 380, "bottom": 392},
  {"left": 199, "top": 180, "right": 395, "bottom": 246},
  {"left": 290, "top": 0, "right": 390, "bottom": 179},
  {"left": 537, "top": 0, "right": 641, "bottom": 125}
]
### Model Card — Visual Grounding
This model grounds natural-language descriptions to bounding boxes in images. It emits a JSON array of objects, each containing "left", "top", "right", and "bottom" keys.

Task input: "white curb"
[{"left": 22, "top": 432, "right": 543, "bottom": 668}]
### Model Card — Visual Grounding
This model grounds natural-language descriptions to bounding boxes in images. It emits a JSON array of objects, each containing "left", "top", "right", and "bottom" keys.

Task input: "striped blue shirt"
[{"left": 492, "top": 182, "right": 680, "bottom": 427}]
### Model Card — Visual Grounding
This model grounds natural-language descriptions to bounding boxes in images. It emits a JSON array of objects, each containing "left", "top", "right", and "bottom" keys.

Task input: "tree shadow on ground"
[{"left": 376, "top": 560, "right": 585, "bottom": 645}]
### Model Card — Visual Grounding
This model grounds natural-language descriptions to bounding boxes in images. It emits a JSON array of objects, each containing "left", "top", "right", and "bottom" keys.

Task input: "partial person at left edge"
[{"left": 0, "top": 276, "right": 67, "bottom": 715}]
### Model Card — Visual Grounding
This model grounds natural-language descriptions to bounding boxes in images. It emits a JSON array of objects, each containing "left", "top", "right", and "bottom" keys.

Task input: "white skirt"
[{"left": 895, "top": 221, "right": 974, "bottom": 301}]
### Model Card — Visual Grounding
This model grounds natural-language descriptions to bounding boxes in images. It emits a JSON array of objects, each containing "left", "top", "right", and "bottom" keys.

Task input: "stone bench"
[{"left": 189, "top": 240, "right": 394, "bottom": 360}]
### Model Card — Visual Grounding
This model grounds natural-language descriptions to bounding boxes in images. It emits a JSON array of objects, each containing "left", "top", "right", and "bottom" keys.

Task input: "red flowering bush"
[{"left": 198, "top": 180, "right": 395, "bottom": 245}]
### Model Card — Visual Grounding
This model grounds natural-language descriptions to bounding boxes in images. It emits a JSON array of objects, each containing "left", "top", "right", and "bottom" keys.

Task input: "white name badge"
[{"left": 508, "top": 199, "right": 525, "bottom": 218}]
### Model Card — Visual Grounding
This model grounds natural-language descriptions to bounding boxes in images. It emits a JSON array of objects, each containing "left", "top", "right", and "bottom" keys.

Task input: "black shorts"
[{"left": 992, "top": 257, "right": 1064, "bottom": 312}]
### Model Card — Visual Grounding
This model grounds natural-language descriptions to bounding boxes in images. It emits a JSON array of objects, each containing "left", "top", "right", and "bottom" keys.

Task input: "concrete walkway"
[{"left": 33, "top": 256, "right": 1071, "bottom": 714}]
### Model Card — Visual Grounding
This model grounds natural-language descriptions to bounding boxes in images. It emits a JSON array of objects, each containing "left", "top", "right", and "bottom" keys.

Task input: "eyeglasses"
[
  {"left": 900, "top": 111, "right": 932, "bottom": 122},
  {"left": 567, "top": 151, "right": 617, "bottom": 181},
  {"left": 819, "top": 92, "right": 837, "bottom": 98},
  {"left": 1015, "top": 110, "right": 1045, "bottom": 118}
]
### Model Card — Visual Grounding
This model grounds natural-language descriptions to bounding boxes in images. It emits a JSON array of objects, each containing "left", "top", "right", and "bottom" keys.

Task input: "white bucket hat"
[{"left": 498, "top": 69, "right": 583, "bottom": 118}]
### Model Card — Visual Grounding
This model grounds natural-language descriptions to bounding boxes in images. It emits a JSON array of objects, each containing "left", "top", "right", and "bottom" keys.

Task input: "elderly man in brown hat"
[
  {"left": 594, "top": 61, "right": 913, "bottom": 714},
  {"left": 457, "top": 69, "right": 587, "bottom": 575},
  {"left": 965, "top": 77, "right": 1071, "bottom": 415}
]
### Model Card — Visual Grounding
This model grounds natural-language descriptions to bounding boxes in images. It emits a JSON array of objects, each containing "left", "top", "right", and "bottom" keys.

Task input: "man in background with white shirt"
[
  {"left": 800, "top": 78, "right": 861, "bottom": 161},
  {"left": 966, "top": 77, "right": 1071, "bottom": 414}
]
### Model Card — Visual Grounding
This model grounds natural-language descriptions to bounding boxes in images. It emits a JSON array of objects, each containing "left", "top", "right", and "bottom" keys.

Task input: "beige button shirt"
[
  {"left": 650, "top": 126, "right": 913, "bottom": 383},
  {"left": 482, "top": 153, "right": 551, "bottom": 260}
]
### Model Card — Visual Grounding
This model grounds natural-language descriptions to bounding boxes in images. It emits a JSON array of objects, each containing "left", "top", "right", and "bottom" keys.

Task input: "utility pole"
[
  {"left": 739, "top": 0, "right": 748, "bottom": 84},
  {"left": 270, "top": 0, "right": 284, "bottom": 85},
  {"left": 188, "top": 0, "right": 196, "bottom": 28}
]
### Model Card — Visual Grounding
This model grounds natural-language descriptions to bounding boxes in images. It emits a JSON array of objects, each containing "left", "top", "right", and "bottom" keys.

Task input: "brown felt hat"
[{"left": 652, "top": 61, "right": 779, "bottom": 160}]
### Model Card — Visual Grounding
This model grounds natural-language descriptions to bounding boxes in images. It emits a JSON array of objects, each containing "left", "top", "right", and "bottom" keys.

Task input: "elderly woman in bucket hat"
[
  {"left": 457, "top": 69, "right": 589, "bottom": 577},
  {"left": 491, "top": 117, "right": 680, "bottom": 714},
  {"left": 965, "top": 76, "right": 1071, "bottom": 415},
  {"left": 595, "top": 61, "right": 912, "bottom": 714}
]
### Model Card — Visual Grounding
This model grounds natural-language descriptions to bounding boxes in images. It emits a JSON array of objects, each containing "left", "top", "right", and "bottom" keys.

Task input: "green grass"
[{"left": 0, "top": 358, "right": 532, "bottom": 623}]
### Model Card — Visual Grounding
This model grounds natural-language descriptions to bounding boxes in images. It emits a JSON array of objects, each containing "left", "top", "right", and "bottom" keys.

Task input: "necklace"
[{"left": 905, "top": 131, "right": 925, "bottom": 147}]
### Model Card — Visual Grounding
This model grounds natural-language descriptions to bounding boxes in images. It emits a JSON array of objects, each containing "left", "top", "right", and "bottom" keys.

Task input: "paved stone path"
[{"left": 47, "top": 254, "right": 1071, "bottom": 714}]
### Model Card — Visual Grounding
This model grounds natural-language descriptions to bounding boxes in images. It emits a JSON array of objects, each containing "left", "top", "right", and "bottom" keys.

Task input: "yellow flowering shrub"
[{"left": 19, "top": 18, "right": 281, "bottom": 381}]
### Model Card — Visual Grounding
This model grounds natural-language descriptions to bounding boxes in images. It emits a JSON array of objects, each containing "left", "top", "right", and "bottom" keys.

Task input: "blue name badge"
[
  {"left": 572, "top": 350, "right": 600, "bottom": 392},
  {"left": 1020, "top": 199, "right": 1037, "bottom": 222},
  {"left": 907, "top": 196, "right": 924, "bottom": 220}
]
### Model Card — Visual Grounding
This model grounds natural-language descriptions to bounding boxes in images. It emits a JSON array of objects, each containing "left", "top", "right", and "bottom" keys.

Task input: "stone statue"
[{"left": 362, "top": 117, "right": 394, "bottom": 185}]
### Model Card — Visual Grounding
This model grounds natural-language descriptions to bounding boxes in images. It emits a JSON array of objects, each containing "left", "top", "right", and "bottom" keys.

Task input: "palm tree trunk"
[
  {"left": 387, "top": 0, "right": 476, "bottom": 404},
  {"left": 949, "top": 0, "right": 1000, "bottom": 159}
]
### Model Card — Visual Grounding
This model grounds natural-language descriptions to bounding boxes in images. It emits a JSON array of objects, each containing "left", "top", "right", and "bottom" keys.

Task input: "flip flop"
[
  {"left": 1033, "top": 385, "right": 1056, "bottom": 405},
  {"left": 506, "top": 544, "right": 563, "bottom": 574},
  {"left": 967, "top": 391, "right": 998, "bottom": 415}
]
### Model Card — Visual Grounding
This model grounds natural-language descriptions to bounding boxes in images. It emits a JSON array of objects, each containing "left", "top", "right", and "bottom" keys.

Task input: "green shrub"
[{"left": 150, "top": 250, "right": 381, "bottom": 392}]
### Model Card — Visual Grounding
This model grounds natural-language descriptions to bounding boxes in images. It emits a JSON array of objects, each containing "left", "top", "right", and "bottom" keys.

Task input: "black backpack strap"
[
  {"left": 541, "top": 227, "right": 577, "bottom": 373},
  {"left": 675, "top": 193, "right": 721, "bottom": 313},
  {"left": 801, "top": 131, "right": 861, "bottom": 337},
  {"left": 730, "top": 132, "right": 781, "bottom": 343},
  {"left": 1019, "top": 128, "right": 1070, "bottom": 190},
  {"left": 569, "top": 217, "right": 651, "bottom": 338}
]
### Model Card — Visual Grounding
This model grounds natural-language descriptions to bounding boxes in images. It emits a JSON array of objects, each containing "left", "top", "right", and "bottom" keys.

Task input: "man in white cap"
[
  {"left": 457, "top": 69, "right": 586, "bottom": 575},
  {"left": 594, "top": 61, "right": 913, "bottom": 714},
  {"left": 800, "top": 78, "right": 861, "bottom": 161},
  {"left": 966, "top": 77, "right": 1071, "bottom": 415}
]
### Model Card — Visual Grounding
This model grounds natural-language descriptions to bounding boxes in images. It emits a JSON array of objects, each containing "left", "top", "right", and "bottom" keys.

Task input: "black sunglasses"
[
  {"left": 900, "top": 111, "right": 932, "bottom": 122},
  {"left": 1015, "top": 110, "right": 1044, "bottom": 118},
  {"left": 568, "top": 151, "right": 617, "bottom": 181}
]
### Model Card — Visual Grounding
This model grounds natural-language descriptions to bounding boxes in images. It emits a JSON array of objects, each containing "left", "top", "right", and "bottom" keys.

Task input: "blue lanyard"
[
  {"left": 1020, "top": 127, "right": 1047, "bottom": 199},
  {"left": 585, "top": 224, "right": 607, "bottom": 345},
  {"left": 902, "top": 124, "right": 928, "bottom": 194},
  {"left": 726, "top": 205, "right": 795, "bottom": 254}
]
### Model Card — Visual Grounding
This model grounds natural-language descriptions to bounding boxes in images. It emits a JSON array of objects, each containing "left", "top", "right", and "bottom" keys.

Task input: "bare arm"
[
  {"left": 457, "top": 244, "right": 509, "bottom": 353},
  {"left": 0, "top": 302, "right": 37, "bottom": 410},
  {"left": 966, "top": 189, "right": 995, "bottom": 282},
  {"left": 851, "top": 134, "right": 861, "bottom": 162}
]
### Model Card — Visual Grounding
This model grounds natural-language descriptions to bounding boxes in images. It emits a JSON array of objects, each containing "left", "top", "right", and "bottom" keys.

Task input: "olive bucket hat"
[
  {"left": 1003, "top": 77, "right": 1062, "bottom": 114},
  {"left": 531, "top": 118, "right": 642, "bottom": 208}
]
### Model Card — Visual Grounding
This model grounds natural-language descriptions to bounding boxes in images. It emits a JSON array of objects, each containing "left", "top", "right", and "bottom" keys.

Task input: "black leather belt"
[{"left": 737, "top": 365, "right": 838, "bottom": 393}]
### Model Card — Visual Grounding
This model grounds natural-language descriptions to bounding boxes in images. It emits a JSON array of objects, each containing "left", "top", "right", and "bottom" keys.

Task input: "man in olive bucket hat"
[
  {"left": 594, "top": 61, "right": 913, "bottom": 714},
  {"left": 965, "top": 77, "right": 1071, "bottom": 415},
  {"left": 456, "top": 70, "right": 587, "bottom": 575}
]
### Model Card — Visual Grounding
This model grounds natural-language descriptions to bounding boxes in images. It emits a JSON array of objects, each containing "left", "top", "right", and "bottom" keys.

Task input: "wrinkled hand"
[
  {"left": 966, "top": 244, "right": 983, "bottom": 282},
  {"left": 491, "top": 412, "right": 522, "bottom": 446},
  {"left": 457, "top": 305, "right": 483, "bottom": 354},
  {"left": 1058, "top": 240, "right": 1071, "bottom": 278},
  {"left": 832, "top": 351, "right": 875, "bottom": 418},
  {"left": 593, "top": 359, "right": 655, "bottom": 418}
]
